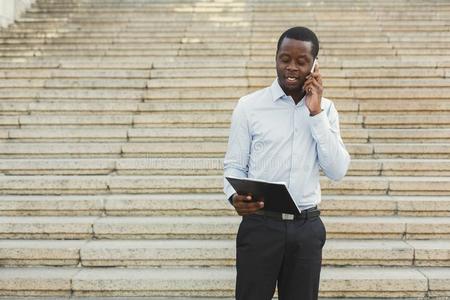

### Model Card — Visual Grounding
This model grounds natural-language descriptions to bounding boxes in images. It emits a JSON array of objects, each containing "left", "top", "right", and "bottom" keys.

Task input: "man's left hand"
[{"left": 303, "top": 62, "right": 323, "bottom": 116}]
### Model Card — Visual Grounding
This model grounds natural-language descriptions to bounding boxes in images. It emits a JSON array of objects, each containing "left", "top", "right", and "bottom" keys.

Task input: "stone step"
[
  {"left": 3, "top": 49, "right": 448, "bottom": 58},
  {"left": 0, "top": 112, "right": 362, "bottom": 128},
  {"left": 7, "top": 23, "right": 437, "bottom": 32},
  {"left": 2, "top": 128, "right": 448, "bottom": 143},
  {"left": 2, "top": 34, "right": 450, "bottom": 44},
  {"left": 0, "top": 158, "right": 449, "bottom": 177},
  {"left": 0, "top": 175, "right": 391, "bottom": 195},
  {"left": 359, "top": 100, "right": 450, "bottom": 114},
  {"left": 350, "top": 88, "right": 450, "bottom": 100},
  {"left": 0, "top": 86, "right": 446, "bottom": 104},
  {"left": 10, "top": 23, "right": 450, "bottom": 32},
  {"left": 16, "top": 12, "right": 448, "bottom": 22},
  {"left": 29, "top": 101, "right": 140, "bottom": 114},
  {"left": 3, "top": 42, "right": 450, "bottom": 52},
  {"left": 144, "top": 77, "right": 450, "bottom": 89},
  {"left": 0, "top": 143, "right": 123, "bottom": 158},
  {"left": 16, "top": 115, "right": 134, "bottom": 127},
  {"left": 142, "top": 87, "right": 450, "bottom": 101},
  {"left": 2, "top": 100, "right": 449, "bottom": 117},
  {"left": 0, "top": 78, "right": 148, "bottom": 89},
  {"left": 3, "top": 128, "right": 128, "bottom": 141},
  {"left": 0, "top": 194, "right": 448, "bottom": 217},
  {"left": 0, "top": 114, "right": 362, "bottom": 129},
  {"left": 103, "top": 58, "right": 450, "bottom": 69},
  {"left": 0, "top": 239, "right": 448, "bottom": 267},
  {"left": 0, "top": 266, "right": 448, "bottom": 298},
  {"left": 3, "top": 114, "right": 449, "bottom": 129},
  {"left": 0, "top": 215, "right": 449, "bottom": 240},
  {"left": 320, "top": 195, "right": 450, "bottom": 217},
  {"left": 249, "top": 77, "right": 450, "bottom": 88},
  {"left": 3, "top": 100, "right": 448, "bottom": 116},
  {"left": 3, "top": 30, "right": 447, "bottom": 41},
  {"left": 366, "top": 129, "right": 450, "bottom": 142},
  {"left": 0, "top": 61, "right": 136, "bottom": 70},
  {"left": 0, "top": 69, "right": 151, "bottom": 79},
  {"left": 0, "top": 88, "right": 146, "bottom": 101},
  {"left": 121, "top": 142, "right": 450, "bottom": 159},
  {"left": 149, "top": 68, "right": 447, "bottom": 79},
  {"left": 0, "top": 174, "right": 449, "bottom": 195},
  {"left": 28, "top": 1, "right": 450, "bottom": 6},
  {"left": 0, "top": 142, "right": 448, "bottom": 158},
  {"left": 22, "top": 6, "right": 450, "bottom": 13},
  {"left": 246, "top": 59, "right": 450, "bottom": 69},
  {"left": 1, "top": 192, "right": 449, "bottom": 217},
  {"left": 364, "top": 115, "right": 450, "bottom": 128},
  {"left": 3, "top": 36, "right": 450, "bottom": 45},
  {"left": 4, "top": 27, "right": 448, "bottom": 37}
]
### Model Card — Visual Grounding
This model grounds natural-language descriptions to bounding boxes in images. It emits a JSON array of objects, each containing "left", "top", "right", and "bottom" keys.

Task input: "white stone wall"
[{"left": 0, "top": 0, "right": 36, "bottom": 28}]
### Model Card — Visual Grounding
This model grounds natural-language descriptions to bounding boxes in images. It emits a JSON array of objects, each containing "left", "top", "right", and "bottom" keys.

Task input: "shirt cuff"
[
  {"left": 227, "top": 194, "right": 234, "bottom": 205},
  {"left": 309, "top": 110, "right": 330, "bottom": 142},
  {"left": 224, "top": 183, "right": 237, "bottom": 202}
]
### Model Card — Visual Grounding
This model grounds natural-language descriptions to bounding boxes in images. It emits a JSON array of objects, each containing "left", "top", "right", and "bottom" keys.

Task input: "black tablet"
[{"left": 225, "top": 176, "right": 300, "bottom": 215}]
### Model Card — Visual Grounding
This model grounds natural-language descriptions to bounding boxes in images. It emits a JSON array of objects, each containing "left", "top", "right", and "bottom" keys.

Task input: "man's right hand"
[{"left": 231, "top": 193, "right": 264, "bottom": 216}]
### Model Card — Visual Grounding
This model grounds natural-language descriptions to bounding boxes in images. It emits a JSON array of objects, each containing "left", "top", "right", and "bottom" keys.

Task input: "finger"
[
  {"left": 304, "top": 76, "right": 314, "bottom": 85},
  {"left": 240, "top": 201, "right": 264, "bottom": 210},
  {"left": 236, "top": 199, "right": 264, "bottom": 210},
  {"left": 305, "top": 73, "right": 321, "bottom": 86},
  {"left": 237, "top": 208, "right": 260, "bottom": 216},
  {"left": 312, "top": 73, "right": 322, "bottom": 85},
  {"left": 304, "top": 75, "right": 321, "bottom": 90},
  {"left": 303, "top": 81, "right": 314, "bottom": 94},
  {"left": 235, "top": 195, "right": 252, "bottom": 202},
  {"left": 307, "top": 72, "right": 321, "bottom": 83},
  {"left": 309, "top": 78, "right": 323, "bottom": 92},
  {"left": 243, "top": 195, "right": 254, "bottom": 202}
]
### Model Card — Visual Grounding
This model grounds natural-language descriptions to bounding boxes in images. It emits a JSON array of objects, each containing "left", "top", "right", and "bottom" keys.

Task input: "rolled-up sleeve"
[
  {"left": 309, "top": 102, "right": 351, "bottom": 181},
  {"left": 223, "top": 99, "right": 252, "bottom": 201}
]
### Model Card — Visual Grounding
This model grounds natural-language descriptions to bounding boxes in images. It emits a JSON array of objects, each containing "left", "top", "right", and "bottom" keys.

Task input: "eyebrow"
[{"left": 278, "top": 53, "right": 308, "bottom": 58}]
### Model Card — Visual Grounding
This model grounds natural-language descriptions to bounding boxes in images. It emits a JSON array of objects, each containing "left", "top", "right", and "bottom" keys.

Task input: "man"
[{"left": 223, "top": 27, "right": 351, "bottom": 300}]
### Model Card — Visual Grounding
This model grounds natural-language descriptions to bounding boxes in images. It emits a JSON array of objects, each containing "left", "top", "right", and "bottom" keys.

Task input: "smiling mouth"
[{"left": 286, "top": 76, "right": 298, "bottom": 83}]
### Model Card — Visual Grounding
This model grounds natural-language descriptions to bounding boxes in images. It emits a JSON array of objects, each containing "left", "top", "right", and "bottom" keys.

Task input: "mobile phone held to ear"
[
  {"left": 310, "top": 58, "right": 318, "bottom": 74},
  {"left": 304, "top": 58, "right": 318, "bottom": 94}
]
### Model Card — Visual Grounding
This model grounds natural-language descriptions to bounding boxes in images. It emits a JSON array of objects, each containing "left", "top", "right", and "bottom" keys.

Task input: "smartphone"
[
  {"left": 310, "top": 58, "right": 318, "bottom": 74},
  {"left": 305, "top": 58, "right": 318, "bottom": 94}
]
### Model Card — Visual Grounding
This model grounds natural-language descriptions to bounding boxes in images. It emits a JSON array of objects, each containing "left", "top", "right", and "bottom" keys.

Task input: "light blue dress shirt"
[{"left": 223, "top": 78, "right": 351, "bottom": 211}]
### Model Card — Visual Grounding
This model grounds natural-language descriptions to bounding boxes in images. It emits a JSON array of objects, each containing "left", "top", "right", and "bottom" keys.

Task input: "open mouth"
[{"left": 286, "top": 76, "right": 298, "bottom": 83}]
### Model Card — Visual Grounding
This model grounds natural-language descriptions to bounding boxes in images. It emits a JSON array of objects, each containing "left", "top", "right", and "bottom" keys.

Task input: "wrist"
[
  {"left": 228, "top": 193, "right": 236, "bottom": 205},
  {"left": 309, "top": 109, "right": 323, "bottom": 116}
]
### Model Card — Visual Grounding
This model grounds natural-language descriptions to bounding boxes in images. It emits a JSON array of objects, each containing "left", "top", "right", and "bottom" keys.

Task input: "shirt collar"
[
  {"left": 270, "top": 78, "right": 306, "bottom": 106},
  {"left": 270, "top": 78, "right": 286, "bottom": 102}
]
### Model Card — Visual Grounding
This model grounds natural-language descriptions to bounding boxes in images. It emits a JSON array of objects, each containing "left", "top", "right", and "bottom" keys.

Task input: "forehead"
[{"left": 278, "top": 37, "right": 313, "bottom": 58}]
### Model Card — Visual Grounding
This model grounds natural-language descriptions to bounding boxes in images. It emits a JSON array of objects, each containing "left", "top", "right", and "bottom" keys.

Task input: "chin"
[{"left": 282, "top": 82, "right": 302, "bottom": 93}]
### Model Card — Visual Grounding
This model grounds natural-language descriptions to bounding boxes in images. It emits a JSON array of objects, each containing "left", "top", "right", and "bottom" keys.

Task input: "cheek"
[
  {"left": 275, "top": 68, "right": 281, "bottom": 77},
  {"left": 275, "top": 64, "right": 285, "bottom": 76}
]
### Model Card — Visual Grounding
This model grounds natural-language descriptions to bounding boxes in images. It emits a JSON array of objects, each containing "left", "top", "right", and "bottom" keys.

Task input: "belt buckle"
[{"left": 282, "top": 213, "right": 294, "bottom": 220}]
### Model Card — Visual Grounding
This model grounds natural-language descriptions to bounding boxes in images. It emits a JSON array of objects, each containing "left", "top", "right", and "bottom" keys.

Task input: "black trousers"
[{"left": 235, "top": 213, "right": 326, "bottom": 300}]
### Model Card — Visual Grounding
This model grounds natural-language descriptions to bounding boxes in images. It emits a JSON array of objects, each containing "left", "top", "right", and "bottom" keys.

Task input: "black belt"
[{"left": 253, "top": 206, "right": 320, "bottom": 220}]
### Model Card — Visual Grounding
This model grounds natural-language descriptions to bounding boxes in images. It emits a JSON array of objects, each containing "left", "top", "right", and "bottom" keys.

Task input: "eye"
[{"left": 279, "top": 55, "right": 290, "bottom": 63}]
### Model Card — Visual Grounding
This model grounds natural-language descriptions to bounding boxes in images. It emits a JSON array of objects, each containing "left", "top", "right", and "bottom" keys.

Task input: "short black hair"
[{"left": 276, "top": 26, "right": 319, "bottom": 58}]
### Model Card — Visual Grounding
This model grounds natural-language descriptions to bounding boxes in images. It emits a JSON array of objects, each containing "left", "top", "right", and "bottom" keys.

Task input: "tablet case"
[{"left": 225, "top": 176, "right": 300, "bottom": 214}]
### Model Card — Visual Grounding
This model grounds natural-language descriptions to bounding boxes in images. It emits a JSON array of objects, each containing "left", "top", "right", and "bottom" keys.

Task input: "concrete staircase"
[{"left": 0, "top": 0, "right": 449, "bottom": 298}]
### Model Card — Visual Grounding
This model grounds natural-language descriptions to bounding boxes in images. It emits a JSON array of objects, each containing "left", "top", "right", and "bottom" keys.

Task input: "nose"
[{"left": 286, "top": 61, "right": 298, "bottom": 71}]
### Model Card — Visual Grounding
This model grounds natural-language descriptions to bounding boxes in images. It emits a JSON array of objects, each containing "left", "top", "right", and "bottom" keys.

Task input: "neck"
[
  {"left": 288, "top": 91, "right": 306, "bottom": 104},
  {"left": 278, "top": 79, "right": 305, "bottom": 104}
]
